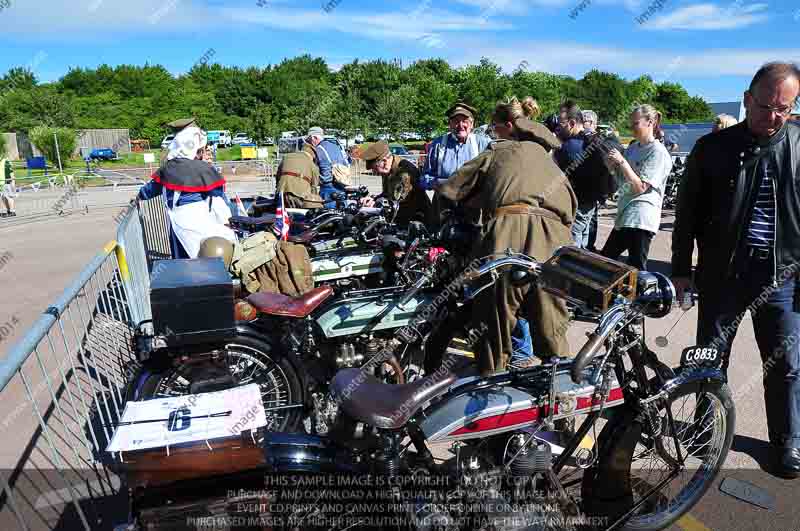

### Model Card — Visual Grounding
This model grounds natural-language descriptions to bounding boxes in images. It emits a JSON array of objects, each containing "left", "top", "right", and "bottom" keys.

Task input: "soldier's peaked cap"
[
  {"left": 165, "top": 117, "right": 198, "bottom": 130},
  {"left": 362, "top": 141, "right": 390, "bottom": 169}
]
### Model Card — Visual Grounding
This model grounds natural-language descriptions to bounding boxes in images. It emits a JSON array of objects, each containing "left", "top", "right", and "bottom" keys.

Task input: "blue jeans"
[
  {"left": 697, "top": 257, "right": 800, "bottom": 448},
  {"left": 510, "top": 317, "right": 535, "bottom": 363},
  {"left": 319, "top": 182, "right": 340, "bottom": 209},
  {"left": 571, "top": 201, "right": 597, "bottom": 249},
  {"left": 587, "top": 202, "right": 599, "bottom": 251}
]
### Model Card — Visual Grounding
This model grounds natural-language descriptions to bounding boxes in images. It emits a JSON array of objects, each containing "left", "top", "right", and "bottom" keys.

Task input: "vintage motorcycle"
[
  {"left": 231, "top": 196, "right": 420, "bottom": 291},
  {"left": 255, "top": 248, "right": 734, "bottom": 531},
  {"left": 662, "top": 158, "right": 685, "bottom": 210},
  {"left": 127, "top": 219, "right": 470, "bottom": 436}
]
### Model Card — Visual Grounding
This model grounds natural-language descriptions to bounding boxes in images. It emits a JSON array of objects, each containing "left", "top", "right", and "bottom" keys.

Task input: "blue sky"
[{"left": 1, "top": 0, "right": 798, "bottom": 105}]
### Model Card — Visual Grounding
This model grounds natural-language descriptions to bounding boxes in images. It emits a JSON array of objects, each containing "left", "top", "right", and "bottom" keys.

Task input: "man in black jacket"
[{"left": 672, "top": 62, "right": 800, "bottom": 478}]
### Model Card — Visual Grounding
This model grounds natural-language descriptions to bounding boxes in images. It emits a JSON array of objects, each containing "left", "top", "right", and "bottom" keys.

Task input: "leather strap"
[
  {"left": 493, "top": 204, "right": 561, "bottom": 222},
  {"left": 279, "top": 171, "right": 312, "bottom": 185}
]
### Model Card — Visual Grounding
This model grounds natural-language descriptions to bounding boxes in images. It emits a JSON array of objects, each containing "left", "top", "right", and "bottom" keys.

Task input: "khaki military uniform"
[
  {"left": 382, "top": 155, "right": 433, "bottom": 227},
  {"left": 437, "top": 138, "right": 577, "bottom": 375},
  {"left": 276, "top": 146, "right": 324, "bottom": 208}
]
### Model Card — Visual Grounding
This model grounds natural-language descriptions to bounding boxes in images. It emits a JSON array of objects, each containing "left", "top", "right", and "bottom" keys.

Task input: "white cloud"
[
  {"left": 453, "top": 0, "right": 569, "bottom": 11},
  {"left": 221, "top": 6, "right": 512, "bottom": 43},
  {"left": 3, "top": 0, "right": 511, "bottom": 45},
  {"left": 451, "top": 39, "right": 800, "bottom": 79},
  {"left": 644, "top": 2, "right": 769, "bottom": 30}
]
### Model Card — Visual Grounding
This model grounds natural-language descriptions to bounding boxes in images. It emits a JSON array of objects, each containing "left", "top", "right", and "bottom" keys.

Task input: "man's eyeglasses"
[{"left": 750, "top": 92, "right": 797, "bottom": 117}]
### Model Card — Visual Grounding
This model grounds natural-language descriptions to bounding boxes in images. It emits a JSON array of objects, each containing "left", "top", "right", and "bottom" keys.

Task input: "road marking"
[{"left": 677, "top": 513, "right": 711, "bottom": 531}]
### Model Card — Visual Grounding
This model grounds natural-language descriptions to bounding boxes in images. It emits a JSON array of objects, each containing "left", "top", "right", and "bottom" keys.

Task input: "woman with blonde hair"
[
  {"left": 602, "top": 104, "right": 673, "bottom": 270},
  {"left": 712, "top": 113, "right": 739, "bottom": 133},
  {"left": 521, "top": 96, "right": 541, "bottom": 120},
  {"left": 493, "top": 97, "right": 558, "bottom": 149}
]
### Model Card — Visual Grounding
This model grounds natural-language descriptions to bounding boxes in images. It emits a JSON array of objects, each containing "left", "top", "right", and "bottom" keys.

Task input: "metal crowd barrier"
[
  {"left": 0, "top": 239, "right": 138, "bottom": 530},
  {"left": 0, "top": 194, "right": 171, "bottom": 529},
  {"left": 0, "top": 167, "right": 394, "bottom": 528}
]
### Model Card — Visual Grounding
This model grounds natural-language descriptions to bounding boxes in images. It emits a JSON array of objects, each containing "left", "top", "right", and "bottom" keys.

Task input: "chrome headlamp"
[{"left": 634, "top": 271, "right": 675, "bottom": 318}]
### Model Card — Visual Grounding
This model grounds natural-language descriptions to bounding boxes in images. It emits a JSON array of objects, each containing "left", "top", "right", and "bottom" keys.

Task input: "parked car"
[
  {"left": 160, "top": 134, "right": 175, "bottom": 150},
  {"left": 207, "top": 130, "right": 232, "bottom": 148},
  {"left": 399, "top": 131, "right": 422, "bottom": 141},
  {"left": 389, "top": 144, "right": 417, "bottom": 165},
  {"left": 88, "top": 148, "right": 118, "bottom": 161},
  {"left": 232, "top": 132, "right": 253, "bottom": 146},
  {"left": 597, "top": 124, "right": 616, "bottom": 136},
  {"left": 278, "top": 136, "right": 306, "bottom": 154}
]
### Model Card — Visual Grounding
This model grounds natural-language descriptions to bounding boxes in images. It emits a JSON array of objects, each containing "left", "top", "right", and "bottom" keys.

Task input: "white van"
[
  {"left": 160, "top": 134, "right": 175, "bottom": 150},
  {"left": 207, "top": 130, "right": 232, "bottom": 148}
]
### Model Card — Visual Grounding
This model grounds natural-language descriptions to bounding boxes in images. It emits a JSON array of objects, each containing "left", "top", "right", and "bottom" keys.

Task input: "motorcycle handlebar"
[{"left": 464, "top": 254, "right": 541, "bottom": 282}]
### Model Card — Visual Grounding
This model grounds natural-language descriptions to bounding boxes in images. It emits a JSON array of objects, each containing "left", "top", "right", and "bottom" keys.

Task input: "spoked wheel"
[
  {"left": 582, "top": 380, "right": 735, "bottom": 530},
  {"left": 131, "top": 336, "right": 303, "bottom": 433}
]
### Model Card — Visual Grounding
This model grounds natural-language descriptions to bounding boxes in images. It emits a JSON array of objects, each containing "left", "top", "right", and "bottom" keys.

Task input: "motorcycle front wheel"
[
  {"left": 582, "top": 380, "right": 735, "bottom": 531},
  {"left": 128, "top": 335, "right": 304, "bottom": 433}
]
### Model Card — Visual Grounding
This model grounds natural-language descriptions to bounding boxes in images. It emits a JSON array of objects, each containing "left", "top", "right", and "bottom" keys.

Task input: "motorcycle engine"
[{"left": 334, "top": 335, "right": 395, "bottom": 369}]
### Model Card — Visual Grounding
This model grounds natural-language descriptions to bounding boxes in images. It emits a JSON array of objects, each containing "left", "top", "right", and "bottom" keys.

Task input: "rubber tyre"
[
  {"left": 581, "top": 380, "right": 735, "bottom": 531},
  {"left": 128, "top": 335, "right": 304, "bottom": 433}
]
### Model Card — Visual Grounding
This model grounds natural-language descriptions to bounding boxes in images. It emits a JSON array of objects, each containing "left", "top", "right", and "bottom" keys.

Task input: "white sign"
[
  {"left": 107, "top": 384, "right": 267, "bottom": 453},
  {"left": 257, "top": 148, "right": 269, "bottom": 160},
  {"left": 143, "top": 153, "right": 156, "bottom": 164}
]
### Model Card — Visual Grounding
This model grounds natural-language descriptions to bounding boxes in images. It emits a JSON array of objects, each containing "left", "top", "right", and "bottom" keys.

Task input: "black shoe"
[
  {"left": 8, "top": 212, "right": 15, "bottom": 217},
  {"left": 0, "top": 212, "right": 6, "bottom": 218},
  {"left": 775, "top": 448, "right": 800, "bottom": 479}
]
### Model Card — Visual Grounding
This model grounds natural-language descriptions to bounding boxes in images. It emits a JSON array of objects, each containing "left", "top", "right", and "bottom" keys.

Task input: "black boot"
[{"left": 775, "top": 447, "right": 800, "bottom": 479}]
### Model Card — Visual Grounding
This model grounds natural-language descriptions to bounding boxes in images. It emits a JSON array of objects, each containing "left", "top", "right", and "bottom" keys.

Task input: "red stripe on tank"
[
  {"left": 575, "top": 387, "right": 624, "bottom": 410},
  {"left": 449, "top": 405, "right": 556, "bottom": 436}
]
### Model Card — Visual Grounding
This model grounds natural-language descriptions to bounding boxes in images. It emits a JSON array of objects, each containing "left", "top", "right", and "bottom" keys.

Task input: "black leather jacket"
[{"left": 672, "top": 121, "right": 800, "bottom": 288}]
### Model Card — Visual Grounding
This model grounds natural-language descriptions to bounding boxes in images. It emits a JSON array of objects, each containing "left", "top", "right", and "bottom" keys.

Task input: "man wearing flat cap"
[
  {"left": 420, "top": 102, "right": 491, "bottom": 227},
  {"left": 362, "top": 141, "right": 432, "bottom": 227}
]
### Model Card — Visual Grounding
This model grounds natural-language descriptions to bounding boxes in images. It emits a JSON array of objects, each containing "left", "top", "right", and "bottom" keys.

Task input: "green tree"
[
  {"left": 412, "top": 75, "right": 455, "bottom": 137},
  {"left": 248, "top": 103, "right": 280, "bottom": 145},
  {"left": 0, "top": 86, "right": 75, "bottom": 130},
  {"left": 577, "top": 70, "right": 628, "bottom": 124},
  {"left": 374, "top": 85, "right": 417, "bottom": 140},
  {"left": 29, "top": 126, "right": 77, "bottom": 167},
  {"left": 509, "top": 70, "right": 562, "bottom": 118},
  {"left": 684, "top": 96, "right": 714, "bottom": 122},
  {"left": 654, "top": 82, "right": 694, "bottom": 122},
  {"left": 1, "top": 67, "right": 37, "bottom": 92},
  {"left": 453, "top": 58, "right": 511, "bottom": 124},
  {"left": 335, "top": 59, "right": 403, "bottom": 111}
]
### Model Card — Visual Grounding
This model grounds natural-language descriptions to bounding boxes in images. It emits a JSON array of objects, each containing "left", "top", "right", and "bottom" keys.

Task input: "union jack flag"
[{"left": 273, "top": 192, "right": 290, "bottom": 241}]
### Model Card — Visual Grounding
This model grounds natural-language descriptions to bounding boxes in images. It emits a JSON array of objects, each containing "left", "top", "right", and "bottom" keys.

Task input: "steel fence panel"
[{"left": 0, "top": 241, "right": 138, "bottom": 530}]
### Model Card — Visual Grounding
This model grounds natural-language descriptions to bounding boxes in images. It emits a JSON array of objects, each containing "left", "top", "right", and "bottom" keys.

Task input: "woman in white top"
[{"left": 601, "top": 104, "right": 673, "bottom": 270}]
